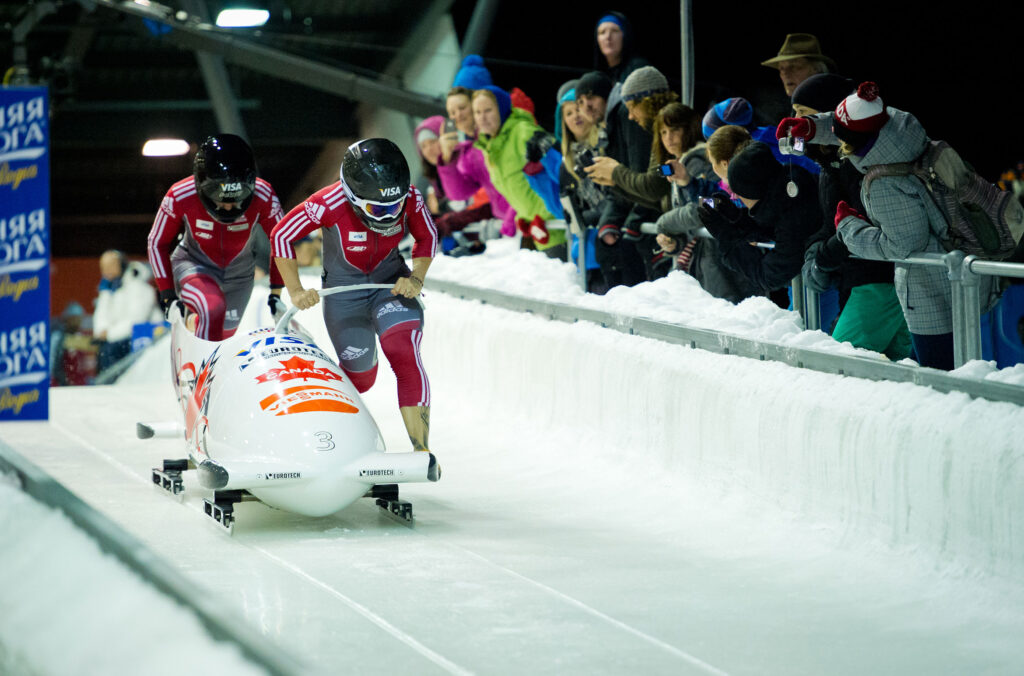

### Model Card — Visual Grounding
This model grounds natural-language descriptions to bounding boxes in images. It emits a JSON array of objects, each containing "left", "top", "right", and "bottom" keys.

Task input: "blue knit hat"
[
  {"left": 554, "top": 86, "right": 577, "bottom": 144},
  {"left": 479, "top": 85, "right": 512, "bottom": 124},
  {"left": 701, "top": 97, "right": 754, "bottom": 140},
  {"left": 453, "top": 54, "right": 493, "bottom": 90}
]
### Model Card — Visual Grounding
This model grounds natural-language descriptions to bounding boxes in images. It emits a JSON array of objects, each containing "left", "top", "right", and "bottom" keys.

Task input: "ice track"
[{"left": 3, "top": 291, "right": 1024, "bottom": 675}]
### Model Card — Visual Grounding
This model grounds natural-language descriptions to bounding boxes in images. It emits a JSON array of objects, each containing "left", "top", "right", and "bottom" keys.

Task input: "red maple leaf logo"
[{"left": 255, "top": 356, "right": 343, "bottom": 384}]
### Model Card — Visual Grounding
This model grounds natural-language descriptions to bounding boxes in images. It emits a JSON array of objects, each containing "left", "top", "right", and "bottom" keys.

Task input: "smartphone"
[
  {"left": 443, "top": 118, "right": 458, "bottom": 134},
  {"left": 702, "top": 197, "right": 716, "bottom": 208},
  {"left": 659, "top": 162, "right": 674, "bottom": 176}
]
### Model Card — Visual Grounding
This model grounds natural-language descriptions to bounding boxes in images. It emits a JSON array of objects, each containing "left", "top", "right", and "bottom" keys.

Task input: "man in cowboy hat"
[{"left": 762, "top": 33, "right": 837, "bottom": 97}]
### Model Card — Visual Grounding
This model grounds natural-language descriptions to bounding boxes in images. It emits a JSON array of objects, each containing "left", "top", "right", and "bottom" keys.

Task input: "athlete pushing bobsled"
[
  {"left": 271, "top": 138, "right": 438, "bottom": 456},
  {"left": 147, "top": 134, "right": 285, "bottom": 340}
]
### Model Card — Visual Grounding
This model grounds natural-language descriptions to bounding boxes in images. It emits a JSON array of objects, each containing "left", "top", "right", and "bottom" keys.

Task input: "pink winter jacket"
[{"left": 437, "top": 140, "right": 517, "bottom": 236}]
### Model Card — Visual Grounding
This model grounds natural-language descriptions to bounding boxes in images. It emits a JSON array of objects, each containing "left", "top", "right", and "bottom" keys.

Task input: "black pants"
[{"left": 595, "top": 236, "right": 646, "bottom": 289}]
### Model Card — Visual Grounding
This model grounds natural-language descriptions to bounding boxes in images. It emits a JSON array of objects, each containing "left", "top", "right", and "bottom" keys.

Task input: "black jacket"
[{"left": 707, "top": 167, "right": 821, "bottom": 294}]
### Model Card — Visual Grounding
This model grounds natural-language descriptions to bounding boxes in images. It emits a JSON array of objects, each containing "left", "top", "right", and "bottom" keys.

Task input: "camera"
[
  {"left": 574, "top": 147, "right": 596, "bottom": 175},
  {"left": 702, "top": 197, "right": 716, "bottom": 208},
  {"left": 442, "top": 118, "right": 458, "bottom": 134},
  {"left": 659, "top": 162, "right": 674, "bottom": 177},
  {"left": 778, "top": 134, "right": 806, "bottom": 156}
]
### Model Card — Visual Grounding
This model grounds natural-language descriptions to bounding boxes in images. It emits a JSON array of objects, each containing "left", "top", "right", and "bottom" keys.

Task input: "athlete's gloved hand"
[
  {"left": 267, "top": 293, "right": 286, "bottom": 320},
  {"left": 158, "top": 289, "right": 178, "bottom": 320},
  {"left": 776, "top": 117, "right": 816, "bottom": 142}
]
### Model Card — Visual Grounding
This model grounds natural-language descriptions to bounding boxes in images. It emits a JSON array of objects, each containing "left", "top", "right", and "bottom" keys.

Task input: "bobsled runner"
[{"left": 137, "top": 284, "right": 440, "bottom": 532}]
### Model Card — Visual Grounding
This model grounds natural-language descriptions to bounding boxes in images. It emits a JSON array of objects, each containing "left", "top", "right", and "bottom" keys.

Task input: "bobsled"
[{"left": 138, "top": 284, "right": 439, "bottom": 531}]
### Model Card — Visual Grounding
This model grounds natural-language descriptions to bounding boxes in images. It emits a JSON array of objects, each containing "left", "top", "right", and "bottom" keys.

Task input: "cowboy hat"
[{"left": 761, "top": 33, "right": 837, "bottom": 70}]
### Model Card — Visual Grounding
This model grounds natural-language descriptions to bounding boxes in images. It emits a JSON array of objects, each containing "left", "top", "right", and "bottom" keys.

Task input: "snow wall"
[{"left": 423, "top": 293, "right": 1024, "bottom": 583}]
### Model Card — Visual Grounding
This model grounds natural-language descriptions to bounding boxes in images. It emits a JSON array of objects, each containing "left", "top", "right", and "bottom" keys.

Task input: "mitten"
[
  {"left": 528, "top": 215, "right": 550, "bottom": 245},
  {"left": 801, "top": 257, "right": 835, "bottom": 294},
  {"left": 515, "top": 217, "right": 531, "bottom": 236},
  {"left": 776, "top": 117, "right": 816, "bottom": 142},
  {"left": 834, "top": 200, "right": 865, "bottom": 229}
]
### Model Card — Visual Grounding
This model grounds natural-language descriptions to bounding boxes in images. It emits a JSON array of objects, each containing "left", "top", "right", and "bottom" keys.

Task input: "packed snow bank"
[
  {"left": 424, "top": 291, "right": 1024, "bottom": 582},
  {"left": 0, "top": 472, "right": 268, "bottom": 676},
  {"left": 428, "top": 238, "right": 1024, "bottom": 385}
]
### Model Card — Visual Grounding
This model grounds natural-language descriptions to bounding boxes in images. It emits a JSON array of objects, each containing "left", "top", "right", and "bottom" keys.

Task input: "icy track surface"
[{"left": 3, "top": 264, "right": 1024, "bottom": 674}]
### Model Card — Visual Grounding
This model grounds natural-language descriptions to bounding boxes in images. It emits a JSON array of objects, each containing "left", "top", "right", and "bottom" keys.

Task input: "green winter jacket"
[{"left": 475, "top": 107, "right": 566, "bottom": 251}]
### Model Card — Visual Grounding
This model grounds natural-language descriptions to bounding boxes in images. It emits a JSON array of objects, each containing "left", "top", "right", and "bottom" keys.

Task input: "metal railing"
[
  {"left": 801, "top": 250, "right": 1024, "bottom": 368},
  {"left": 554, "top": 214, "right": 1023, "bottom": 369}
]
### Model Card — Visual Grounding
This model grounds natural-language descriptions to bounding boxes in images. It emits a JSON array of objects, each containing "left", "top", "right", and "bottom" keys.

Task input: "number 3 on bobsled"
[{"left": 138, "top": 285, "right": 439, "bottom": 531}]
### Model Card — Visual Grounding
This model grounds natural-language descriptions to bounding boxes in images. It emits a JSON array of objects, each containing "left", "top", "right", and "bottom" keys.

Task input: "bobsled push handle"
[{"left": 275, "top": 283, "right": 425, "bottom": 333}]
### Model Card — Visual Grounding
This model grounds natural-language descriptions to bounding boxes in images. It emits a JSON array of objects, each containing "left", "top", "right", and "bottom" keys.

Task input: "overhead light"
[
  {"left": 215, "top": 8, "right": 270, "bottom": 27},
  {"left": 142, "top": 139, "right": 190, "bottom": 157}
]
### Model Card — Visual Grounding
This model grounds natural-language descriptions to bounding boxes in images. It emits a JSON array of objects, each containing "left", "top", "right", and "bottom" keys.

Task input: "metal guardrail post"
[
  {"left": 960, "top": 254, "right": 984, "bottom": 365},
  {"left": 801, "top": 277, "right": 820, "bottom": 331},
  {"left": 943, "top": 250, "right": 972, "bottom": 368},
  {"left": 791, "top": 274, "right": 806, "bottom": 328}
]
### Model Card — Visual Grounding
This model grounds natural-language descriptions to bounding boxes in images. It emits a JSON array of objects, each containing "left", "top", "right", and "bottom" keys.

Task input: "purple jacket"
[{"left": 437, "top": 140, "right": 517, "bottom": 236}]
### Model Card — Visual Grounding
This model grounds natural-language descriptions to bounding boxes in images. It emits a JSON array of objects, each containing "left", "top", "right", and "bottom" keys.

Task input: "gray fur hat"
[{"left": 621, "top": 66, "right": 669, "bottom": 102}]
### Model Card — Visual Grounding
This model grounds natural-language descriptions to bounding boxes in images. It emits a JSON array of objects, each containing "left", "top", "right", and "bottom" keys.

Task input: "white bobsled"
[{"left": 139, "top": 284, "right": 439, "bottom": 530}]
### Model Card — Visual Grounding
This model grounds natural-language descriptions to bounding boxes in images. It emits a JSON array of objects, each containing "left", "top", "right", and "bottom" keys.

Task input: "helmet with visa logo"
[
  {"left": 193, "top": 134, "right": 257, "bottom": 223},
  {"left": 340, "top": 138, "right": 411, "bottom": 235}
]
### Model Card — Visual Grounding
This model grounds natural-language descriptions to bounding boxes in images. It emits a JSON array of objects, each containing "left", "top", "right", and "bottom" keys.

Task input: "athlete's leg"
[
  {"left": 373, "top": 294, "right": 430, "bottom": 451},
  {"left": 178, "top": 273, "right": 226, "bottom": 340},
  {"left": 323, "top": 293, "right": 378, "bottom": 392}
]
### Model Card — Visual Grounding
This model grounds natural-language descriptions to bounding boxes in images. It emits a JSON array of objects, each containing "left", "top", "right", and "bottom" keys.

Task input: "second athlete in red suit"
[
  {"left": 147, "top": 134, "right": 285, "bottom": 340},
  {"left": 271, "top": 138, "right": 438, "bottom": 454}
]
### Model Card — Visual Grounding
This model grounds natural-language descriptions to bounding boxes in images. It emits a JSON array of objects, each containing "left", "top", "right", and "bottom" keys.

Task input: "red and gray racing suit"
[
  {"left": 271, "top": 182, "right": 438, "bottom": 407},
  {"left": 147, "top": 176, "right": 284, "bottom": 340}
]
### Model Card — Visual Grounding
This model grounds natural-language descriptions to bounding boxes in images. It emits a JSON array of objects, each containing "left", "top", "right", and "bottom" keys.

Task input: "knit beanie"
[
  {"left": 726, "top": 142, "right": 784, "bottom": 201},
  {"left": 575, "top": 71, "right": 614, "bottom": 101},
  {"left": 556, "top": 78, "right": 579, "bottom": 105},
  {"left": 791, "top": 74, "right": 855, "bottom": 114},
  {"left": 702, "top": 97, "right": 754, "bottom": 140},
  {"left": 833, "top": 81, "right": 889, "bottom": 148},
  {"left": 554, "top": 86, "right": 578, "bottom": 144},
  {"left": 620, "top": 66, "right": 669, "bottom": 102},
  {"left": 479, "top": 85, "right": 512, "bottom": 124},
  {"left": 453, "top": 54, "right": 493, "bottom": 90},
  {"left": 414, "top": 115, "right": 445, "bottom": 156}
]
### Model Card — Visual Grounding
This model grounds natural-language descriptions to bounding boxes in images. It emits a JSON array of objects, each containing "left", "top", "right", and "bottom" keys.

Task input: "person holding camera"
[
  {"left": 649, "top": 105, "right": 758, "bottom": 303},
  {"left": 790, "top": 74, "right": 911, "bottom": 360},
  {"left": 699, "top": 141, "right": 820, "bottom": 300}
]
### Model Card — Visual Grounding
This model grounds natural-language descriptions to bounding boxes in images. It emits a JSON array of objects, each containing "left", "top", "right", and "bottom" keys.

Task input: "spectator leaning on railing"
[
  {"left": 778, "top": 82, "right": 999, "bottom": 370},
  {"left": 699, "top": 141, "right": 820, "bottom": 300},
  {"left": 791, "top": 74, "right": 912, "bottom": 360}
]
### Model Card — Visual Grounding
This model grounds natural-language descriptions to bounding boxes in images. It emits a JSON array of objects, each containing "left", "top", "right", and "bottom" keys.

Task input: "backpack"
[{"left": 863, "top": 140, "right": 1024, "bottom": 260}]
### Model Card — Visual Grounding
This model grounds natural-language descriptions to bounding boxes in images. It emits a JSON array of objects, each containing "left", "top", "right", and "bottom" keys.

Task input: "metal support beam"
[
  {"left": 180, "top": 0, "right": 247, "bottom": 137},
  {"left": 90, "top": 0, "right": 445, "bottom": 119},
  {"left": 9, "top": 1, "right": 59, "bottom": 84},
  {"left": 460, "top": 0, "right": 500, "bottom": 58},
  {"left": 679, "top": 0, "right": 694, "bottom": 107},
  {"left": 383, "top": 0, "right": 456, "bottom": 80}
]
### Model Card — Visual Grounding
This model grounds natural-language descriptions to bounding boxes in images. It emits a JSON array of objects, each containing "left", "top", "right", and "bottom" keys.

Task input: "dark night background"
[{"left": 450, "top": 0, "right": 1024, "bottom": 182}]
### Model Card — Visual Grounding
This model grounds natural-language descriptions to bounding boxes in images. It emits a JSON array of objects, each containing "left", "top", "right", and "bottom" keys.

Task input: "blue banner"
[{"left": 1, "top": 86, "right": 50, "bottom": 420}]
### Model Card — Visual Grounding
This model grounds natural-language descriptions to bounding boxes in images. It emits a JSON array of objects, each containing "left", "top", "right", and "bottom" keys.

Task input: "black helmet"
[
  {"left": 340, "top": 138, "right": 410, "bottom": 234},
  {"left": 193, "top": 134, "right": 257, "bottom": 223}
]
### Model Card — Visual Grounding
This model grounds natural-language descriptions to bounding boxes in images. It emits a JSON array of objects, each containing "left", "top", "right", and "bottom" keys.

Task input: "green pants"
[{"left": 832, "top": 283, "right": 913, "bottom": 361}]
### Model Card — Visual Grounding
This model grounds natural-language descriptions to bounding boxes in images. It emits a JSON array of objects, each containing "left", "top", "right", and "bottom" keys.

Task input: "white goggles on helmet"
[{"left": 342, "top": 181, "right": 406, "bottom": 222}]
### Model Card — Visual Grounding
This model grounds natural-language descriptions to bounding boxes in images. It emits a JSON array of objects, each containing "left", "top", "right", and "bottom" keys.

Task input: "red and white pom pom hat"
[{"left": 835, "top": 81, "right": 888, "bottom": 133}]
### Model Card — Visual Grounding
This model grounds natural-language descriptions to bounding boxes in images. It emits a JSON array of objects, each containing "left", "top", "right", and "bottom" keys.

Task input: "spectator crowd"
[{"left": 412, "top": 15, "right": 1024, "bottom": 371}]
